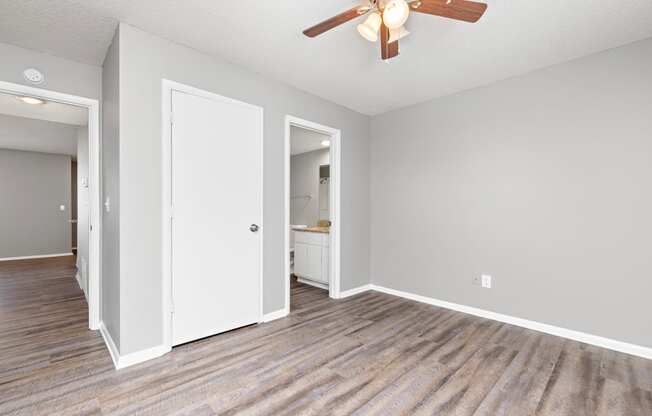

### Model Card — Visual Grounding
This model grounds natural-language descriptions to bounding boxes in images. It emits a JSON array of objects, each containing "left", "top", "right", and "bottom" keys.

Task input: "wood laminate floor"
[{"left": 1, "top": 257, "right": 651, "bottom": 415}]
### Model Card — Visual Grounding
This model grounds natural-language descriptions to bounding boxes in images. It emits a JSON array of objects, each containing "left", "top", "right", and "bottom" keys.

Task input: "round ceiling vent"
[{"left": 23, "top": 68, "right": 45, "bottom": 85}]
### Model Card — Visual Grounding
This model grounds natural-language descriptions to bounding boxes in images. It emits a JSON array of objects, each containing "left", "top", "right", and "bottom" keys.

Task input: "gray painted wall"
[
  {"left": 71, "top": 161, "right": 77, "bottom": 251},
  {"left": 0, "top": 41, "right": 101, "bottom": 100},
  {"left": 0, "top": 39, "right": 107, "bottom": 335},
  {"left": 0, "top": 149, "right": 72, "bottom": 258},
  {"left": 76, "top": 126, "right": 90, "bottom": 296},
  {"left": 0, "top": 113, "right": 79, "bottom": 155},
  {"left": 370, "top": 38, "right": 652, "bottom": 349},
  {"left": 291, "top": 148, "right": 329, "bottom": 227},
  {"left": 101, "top": 31, "right": 121, "bottom": 349},
  {"left": 116, "top": 23, "right": 370, "bottom": 354}
]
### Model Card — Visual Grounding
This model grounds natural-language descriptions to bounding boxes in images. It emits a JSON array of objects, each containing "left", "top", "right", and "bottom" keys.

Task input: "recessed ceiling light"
[
  {"left": 321, "top": 140, "right": 331, "bottom": 147},
  {"left": 16, "top": 96, "right": 46, "bottom": 105}
]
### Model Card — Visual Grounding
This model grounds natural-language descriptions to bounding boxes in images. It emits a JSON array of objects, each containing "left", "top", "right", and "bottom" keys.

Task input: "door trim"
[
  {"left": 0, "top": 80, "right": 102, "bottom": 331},
  {"left": 284, "top": 115, "right": 342, "bottom": 313},
  {"left": 161, "top": 79, "right": 264, "bottom": 349}
]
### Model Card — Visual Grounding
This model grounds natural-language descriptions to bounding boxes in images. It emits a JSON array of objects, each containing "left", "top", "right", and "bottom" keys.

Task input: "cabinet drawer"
[{"left": 294, "top": 231, "right": 324, "bottom": 245}]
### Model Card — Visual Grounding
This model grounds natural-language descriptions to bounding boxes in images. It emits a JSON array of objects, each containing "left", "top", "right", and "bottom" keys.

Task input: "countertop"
[{"left": 293, "top": 226, "right": 330, "bottom": 234}]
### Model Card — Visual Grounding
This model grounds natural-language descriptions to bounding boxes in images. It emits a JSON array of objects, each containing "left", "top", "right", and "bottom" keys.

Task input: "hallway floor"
[{"left": 1, "top": 258, "right": 651, "bottom": 415}]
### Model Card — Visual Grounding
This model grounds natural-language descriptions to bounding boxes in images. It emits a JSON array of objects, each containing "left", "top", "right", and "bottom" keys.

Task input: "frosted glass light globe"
[
  {"left": 357, "top": 12, "right": 382, "bottom": 42},
  {"left": 383, "top": 0, "right": 410, "bottom": 29}
]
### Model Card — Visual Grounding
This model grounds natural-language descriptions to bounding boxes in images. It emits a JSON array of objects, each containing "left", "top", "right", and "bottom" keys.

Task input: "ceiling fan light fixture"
[
  {"left": 302, "top": 0, "right": 487, "bottom": 61},
  {"left": 357, "top": 11, "right": 382, "bottom": 42},
  {"left": 388, "top": 26, "right": 410, "bottom": 43},
  {"left": 383, "top": 0, "right": 410, "bottom": 29},
  {"left": 356, "top": 5, "right": 372, "bottom": 14}
]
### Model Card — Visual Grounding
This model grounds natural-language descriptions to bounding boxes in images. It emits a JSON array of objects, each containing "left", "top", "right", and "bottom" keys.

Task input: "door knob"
[{"left": 250, "top": 224, "right": 260, "bottom": 233}]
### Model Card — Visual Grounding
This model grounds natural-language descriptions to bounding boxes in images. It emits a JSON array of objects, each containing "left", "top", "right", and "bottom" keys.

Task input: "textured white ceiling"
[
  {"left": 1, "top": 1, "right": 651, "bottom": 115},
  {"left": 0, "top": 92, "right": 87, "bottom": 126},
  {"left": 290, "top": 126, "right": 331, "bottom": 156}
]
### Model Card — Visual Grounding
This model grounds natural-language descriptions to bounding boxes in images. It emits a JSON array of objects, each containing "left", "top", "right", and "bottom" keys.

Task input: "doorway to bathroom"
[{"left": 284, "top": 116, "right": 341, "bottom": 313}]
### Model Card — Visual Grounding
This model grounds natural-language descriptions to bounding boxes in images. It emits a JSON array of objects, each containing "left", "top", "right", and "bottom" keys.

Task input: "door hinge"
[
  {"left": 170, "top": 112, "right": 174, "bottom": 126},
  {"left": 170, "top": 299, "right": 175, "bottom": 314}
]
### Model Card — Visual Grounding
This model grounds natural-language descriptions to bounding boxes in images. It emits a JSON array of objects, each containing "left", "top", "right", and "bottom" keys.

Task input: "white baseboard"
[
  {"left": 0, "top": 252, "right": 74, "bottom": 262},
  {"left": 99, "top": 322, "right": 171, "bottom": 370},
  {"left": 99, "top": 322, "right": 120, "bottom": 368},
  {"left": 262, "top": 307, "right": 289, "bottom": 323},
  {"left": 118, "top": 345, "right": 170, "bottom": 370},
  {"left": 75, "top": 270, "right": 88, "bottom": 301},
  {"left": 370, "top": 284, "right": 652, "bottom": 360},
  {"left": 297, "top": 277, "right": 329, "bottom": 290},
  {"left": 339, "top": 284, "right": 372, "bottom": 299}
]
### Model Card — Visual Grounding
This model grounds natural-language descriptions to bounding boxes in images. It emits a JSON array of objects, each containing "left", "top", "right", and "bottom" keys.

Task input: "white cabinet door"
[
  {"left": 306, "top": 244, "right": 323, "bottom": 282},
  {"left": 294, "top": 243, "right": 308, "bottom": 277},
  {"left": 295, "top": 242, "right": 322, "bottom": 282},
  {"left": 170, "top": 90, "right": 262, "bottom": 346},
  {"left": 320, "top": 247, "right": 329, "bottom": 285}
]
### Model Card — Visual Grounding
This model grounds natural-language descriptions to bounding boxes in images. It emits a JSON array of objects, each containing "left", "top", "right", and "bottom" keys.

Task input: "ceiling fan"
[{"left": 303, "top": 0, "right": 487, "bottom": 61}]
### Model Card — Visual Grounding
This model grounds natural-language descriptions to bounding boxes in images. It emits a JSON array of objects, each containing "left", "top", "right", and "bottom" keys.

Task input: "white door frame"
[
  {"left": 0, "top": 80, "right": 102, "bottom": 330},
  {"left": 285, "top": 115, "right": 342, "bottom": 311},
  {"left": 161, "top": 79, "right": 264, "bottom": 349}
]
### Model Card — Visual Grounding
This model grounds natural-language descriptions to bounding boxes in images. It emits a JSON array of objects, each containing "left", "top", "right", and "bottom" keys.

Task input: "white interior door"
[{"left": 171, "top": 89, "right": 262, "bottom": 346}]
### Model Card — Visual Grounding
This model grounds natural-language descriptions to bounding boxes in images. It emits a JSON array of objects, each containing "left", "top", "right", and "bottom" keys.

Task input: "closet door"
[{"left": 170, "top": 89, "right": 262, "bottom": 346}]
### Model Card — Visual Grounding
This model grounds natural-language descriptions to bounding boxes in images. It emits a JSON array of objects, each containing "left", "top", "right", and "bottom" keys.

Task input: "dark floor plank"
[
  {"left": 535, "top": 342, "right": 605, "bottom": 416},
  {"left": 601, "top": 349, "right": 652, "bottom": 391}
]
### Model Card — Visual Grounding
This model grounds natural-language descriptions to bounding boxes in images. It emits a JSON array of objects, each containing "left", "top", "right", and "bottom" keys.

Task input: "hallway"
[{"left": 0, "top": 257, "right": 108, "bottom": 383}]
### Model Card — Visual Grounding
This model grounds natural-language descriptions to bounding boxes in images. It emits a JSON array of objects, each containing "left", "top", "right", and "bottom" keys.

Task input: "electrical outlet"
[
  {"left": 481, "top": 275, "right": 492, "bottom": 289},
  {"left": 472, "top": 276, "right": 482, "bottom": 286}
]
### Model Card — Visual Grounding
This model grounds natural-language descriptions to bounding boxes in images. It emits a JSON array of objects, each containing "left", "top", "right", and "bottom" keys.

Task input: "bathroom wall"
[{"left": 291, "top": 148, "right": 330, "bottom": 227}]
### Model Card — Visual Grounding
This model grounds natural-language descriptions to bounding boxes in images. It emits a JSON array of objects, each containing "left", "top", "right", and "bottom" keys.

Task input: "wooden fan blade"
[
  {"left": 303, "top": 6, "right": 369, "bottom": 38},
  {"left": 380, "top": 23, "right": 399, "bottom": 60},
  {"left": 410, "top": 0, "right": 487, "bottom": 23},
  {"left": 381, "top": 38, "right": 399, "bottom": 60}
]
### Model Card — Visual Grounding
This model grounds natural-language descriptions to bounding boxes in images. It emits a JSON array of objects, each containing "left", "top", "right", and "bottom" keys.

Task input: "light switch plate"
[{"left": 481, "top": 275, "right": 492, "bottom": 289}]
